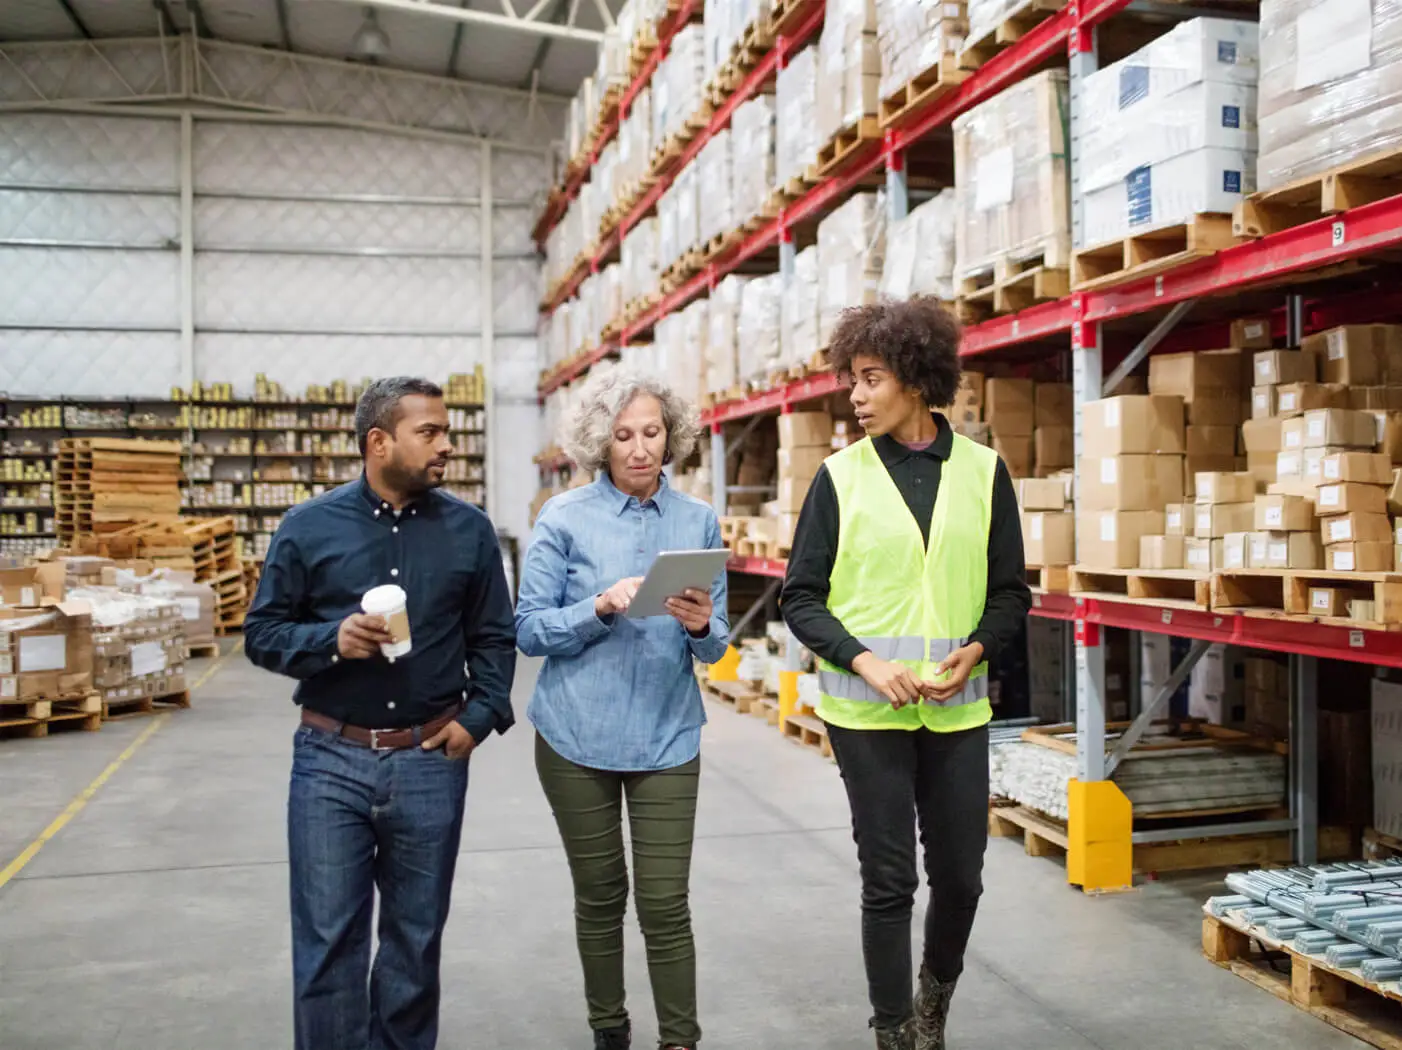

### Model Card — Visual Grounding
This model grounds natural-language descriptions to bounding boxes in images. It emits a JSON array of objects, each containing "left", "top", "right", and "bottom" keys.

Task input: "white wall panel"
[
  {"left": 495, "top": 205, "right": 537, "bottom": 256},
  {"left": 494, "top": 258, "right": 543, "bottom": 335},
  {"left": 0, "top": 330, "right": 181, "bottom": 396},
  {"left": 0, "top": 189, "right": 178, "bottom": 246},
  {"left": 491, "top": 336, "right": 544, "bottom": 543},
  {"left": 0, "top": 114, "right": 178, "bottom": 190},
  {"left": 194, "top": 254, "right": 482, "bottom": 334},
  {"left": 195, "top": 334, "right": 482, "bottom": 392},
  {"left": 194, "top": 122, "right": 482, "bottom": 199},
  {"left": 492, "top": 149, "right": 552, "bottom": 203},
  {"left": 1, "top": 246, "right": 178, "bottom": 329},
  {"left": 196, "top": 198, "right": 482, "bottom": 254}
]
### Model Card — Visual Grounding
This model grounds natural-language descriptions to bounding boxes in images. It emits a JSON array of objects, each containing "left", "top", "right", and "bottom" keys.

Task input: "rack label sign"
[
  {"left": 1351, "top": 630, "right": 1365, "bottom": 649},
  {"left": 1333, "top": 221, "right": 1346, "bottom": 248}
]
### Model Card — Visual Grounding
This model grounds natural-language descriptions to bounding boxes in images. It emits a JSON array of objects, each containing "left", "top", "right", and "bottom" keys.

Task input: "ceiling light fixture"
[{"left": 351, "top": 6, "right": 391, "bottom": 61}]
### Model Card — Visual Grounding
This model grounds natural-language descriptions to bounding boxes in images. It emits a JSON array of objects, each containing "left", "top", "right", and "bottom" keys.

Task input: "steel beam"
[
  {"left": 179, "top": 110, "right": 194, "bottom": 391},
  {"left": 1132, "top": 818, "right": 1296, "bottom": 845},
  {"left": 1105, "top": 637, "right": 1211, "bottom": 777},
  {"left": 710, "top": 428, "right": 726, "bottom": 516},
  {"left": 328, "top": 0, "right": 604, "bottom": 44},
  {"left": 53, "top": 0, "right": 93, "bottom": 38},
  {"left": 1292, "top": 653, "right": 1319, "bottom": 864},
  {"left": 274, "top": 0, "right": 294, "bottom": 49},
  {"left": 1102, "top": 299, "right": 1195, "bottom": 396},
  {"left": 731, "top": 580, "right": 781, "bottom": 639},
  {"left": 481, "top": 140, "right": 496, "bottom": 522}
]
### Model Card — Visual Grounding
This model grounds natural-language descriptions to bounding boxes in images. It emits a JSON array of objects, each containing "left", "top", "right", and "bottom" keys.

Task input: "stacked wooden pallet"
[{"left": 55, "top": 437, "right": 183, "bottom": 545}]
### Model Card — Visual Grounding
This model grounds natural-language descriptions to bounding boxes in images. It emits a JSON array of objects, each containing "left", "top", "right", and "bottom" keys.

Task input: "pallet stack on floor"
[{"left": 54, "top": 437, "right": 183, "bottom": 547}]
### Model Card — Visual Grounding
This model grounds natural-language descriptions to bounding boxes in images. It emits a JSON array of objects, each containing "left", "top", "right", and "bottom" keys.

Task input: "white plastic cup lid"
[{"left": 361, "top": 584, "right": 407, "bottom": 615}]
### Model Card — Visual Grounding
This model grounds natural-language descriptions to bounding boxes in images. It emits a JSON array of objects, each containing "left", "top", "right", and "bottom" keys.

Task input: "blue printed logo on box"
[
  {"left": 1224, "top": 170, "right": 1242, "bottom": 194},
  {"left": 1118, "top": 65, "right": 1149, "bottom": 108},
  {"left": 1218, "top": 40, "right": 1237, "bottom": 64},
  {"left": 1127, "top": 166, "right": 1152, "bottom": 226},
  {"left": 1222, "top": 105, "right": 1240, "bottom": 129}
]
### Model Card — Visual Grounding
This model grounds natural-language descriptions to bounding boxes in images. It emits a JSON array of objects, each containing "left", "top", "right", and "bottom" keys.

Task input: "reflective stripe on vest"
[
  {"left": 817, "top": 668, "right": 990, "bottom": 707},
  {"left": 855, "top": 636, "right": 927, "bottom": 662}
]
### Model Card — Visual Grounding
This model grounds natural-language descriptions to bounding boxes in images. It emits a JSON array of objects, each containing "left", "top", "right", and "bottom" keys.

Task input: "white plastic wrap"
[
  {"left": 706, "top": 275, "right": 751, "bottom": 394},
  {"left": 1080, "top": 18, "right": 1259, "bottom": 244},
  {"left": 697, "top": 129, "right": 735, "bottom": 246},
  {"left": 655, "top": 25, "right": 708, "bottom": 149},
  {"left": 818, "top": 0, "right": 880, "bottom": 146},
  {"left": 953, "top": 69, "right": 1070, "bottom": 279},
  {"left": 881, "top": 189, "right": 957, "bottom": 300},
  {"left": 818, "top": 191, "right": 886, "bottom": 347},
  {"left": 674, "top": 164, "right": 701, "bottom": 259},
  {"left": 616, "top": 87, "right": 654, "bottom": 198},
  {"left": 621, "top": 218, "right": 660, "bottom": 305},
  {"left": 676, "top": 298, "right": 709, "bottom": 407},
  {"left": 966, "top": 0, "right": 1022, "bottom": 49},
  {"left": 595, "top": 25, "right": 630, "bottom": 100},
  {"left": 737, "top": 274, "right": 783, "bottom": 383},
  {"left": 776, "top": 46, "right": 821, "bottom": 186},
  {"left": 781, "top": 245, "right": 821, "bottom": 368},
  {"left": 876, "top": 0, "right": 966, "bottom": 102},
  {"left": 1258, "top": 0, "right": 1402, "bottom": 190},
  {"left": 704, "top": 0, "right": 771, "bottom": 85},
  {"left": 658, "top": 180, "right": 680, "bottom": 269},
  {"left": 731, "top": 95, "right": 777, "bottom": 225}
]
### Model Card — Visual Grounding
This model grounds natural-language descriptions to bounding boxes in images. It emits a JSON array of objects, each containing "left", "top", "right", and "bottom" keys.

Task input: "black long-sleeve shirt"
[
  {"left": 245, "top": 475, "right": 517, "bottom": 742},
  {"left": 780, "top": 414, "right": 1031, "bottom": 671}
]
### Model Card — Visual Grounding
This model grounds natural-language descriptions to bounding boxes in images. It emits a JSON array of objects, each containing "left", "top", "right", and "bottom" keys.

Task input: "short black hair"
[
  {"left": 355, "top": 376, "right": 444, "bottom": 456},
  {"left": 827, "top": 297, "right": 963, "bottom": 408}
]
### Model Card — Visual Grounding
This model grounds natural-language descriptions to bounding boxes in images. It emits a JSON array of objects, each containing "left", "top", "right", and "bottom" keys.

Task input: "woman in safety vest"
[{"left": 780, "top": 297, "right": 1031, "bottom": 1050}]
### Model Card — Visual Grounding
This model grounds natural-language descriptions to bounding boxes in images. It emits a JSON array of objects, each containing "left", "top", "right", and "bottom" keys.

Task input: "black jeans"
[{"left": 827, "top": 722, "right": 989, "bottom": 1029}]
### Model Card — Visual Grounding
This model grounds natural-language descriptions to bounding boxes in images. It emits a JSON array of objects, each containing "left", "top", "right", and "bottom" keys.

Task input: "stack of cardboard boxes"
[
  {"left": 763, "top": 411, "right": 834, "bottom": 553},
  {"left": 0, "top": 563, "right": 95, "bottom": 706},
  {"left": 984, "top": 378, "right": 1034, "bottom": 477},
  {"left": 1018, "top": 476, "right": 1074, "bottom": 570},
  {"left": 1148, "top": 348, "right": 1245, "bottom": 499},
  {"left": 88, "top": 593, "right": 188, "bottom": 710}
]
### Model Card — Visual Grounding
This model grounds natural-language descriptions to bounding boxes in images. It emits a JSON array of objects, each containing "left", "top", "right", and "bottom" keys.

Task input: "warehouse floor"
[{"left": 0, "top": 646, "right": 1363, "bottom": 1050}]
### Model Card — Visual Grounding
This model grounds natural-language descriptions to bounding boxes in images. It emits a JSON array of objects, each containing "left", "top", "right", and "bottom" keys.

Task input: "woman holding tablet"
[
  {"left": 516, "top": 366, "right": 729, "bottom": 1050},
  {"left": 781, "top": 298, "right": 1030, "bottom": 1050}
]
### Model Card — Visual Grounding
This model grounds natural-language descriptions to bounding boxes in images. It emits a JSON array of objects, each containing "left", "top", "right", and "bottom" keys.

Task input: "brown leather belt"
[{"left": 300, "top": 703, "right": 463, "bottom": 751}]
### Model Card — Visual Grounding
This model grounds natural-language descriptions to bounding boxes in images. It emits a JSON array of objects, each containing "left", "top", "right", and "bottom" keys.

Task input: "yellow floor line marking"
[{"left": 0, "top": 639, "right": 242, "bottom": 891}]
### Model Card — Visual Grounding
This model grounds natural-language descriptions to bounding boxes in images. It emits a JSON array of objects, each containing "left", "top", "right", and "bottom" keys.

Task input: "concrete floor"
[{"left": 0, "top": 645, "right": 1366, "bottom": 1049}]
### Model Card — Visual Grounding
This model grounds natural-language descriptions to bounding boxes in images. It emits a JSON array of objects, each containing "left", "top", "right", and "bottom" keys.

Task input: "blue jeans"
[{"left": 288, "top": 723, "right": 470, "bottom": 1050}]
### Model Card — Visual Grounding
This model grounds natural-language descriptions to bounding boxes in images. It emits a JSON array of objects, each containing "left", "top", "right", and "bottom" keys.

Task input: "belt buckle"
[{"left": 368, "top": 729, "right": 395, "bottom": 751}]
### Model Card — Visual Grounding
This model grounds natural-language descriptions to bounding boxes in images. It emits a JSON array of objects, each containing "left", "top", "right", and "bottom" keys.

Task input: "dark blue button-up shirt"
[{"left": 244, "top": 475, "right": 517, "bottom": 742}]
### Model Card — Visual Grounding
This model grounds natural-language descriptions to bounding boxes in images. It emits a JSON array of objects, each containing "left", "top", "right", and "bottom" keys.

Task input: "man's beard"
[{"left": 384, "top": 456, "right": 442, "bottom": 494}]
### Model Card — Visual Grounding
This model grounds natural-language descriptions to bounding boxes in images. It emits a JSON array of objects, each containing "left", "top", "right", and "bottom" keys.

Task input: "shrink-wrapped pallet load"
[
  {"left": 818, "top": 192, "right": 886, "bottom": 348},
  {"left": 731, "top": 94, "right": 777, "bottom": 225},
  {"left": 881, "top": 189, "right": 957, "bottom": 300},
  {"left": 776, "top": 46, "right": 821, "bottom": 186}
]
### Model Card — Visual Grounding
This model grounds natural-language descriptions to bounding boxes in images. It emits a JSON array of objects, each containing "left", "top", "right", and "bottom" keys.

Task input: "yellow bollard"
[
  {"left": 1066, "top": 778, "right": 1134, "bottom": 894},
  {"left": 707, "top": 645, "right": 741, "bottom": 683},
  {"left": 777, "top": 669, "right": 800, "bottom": 728}
]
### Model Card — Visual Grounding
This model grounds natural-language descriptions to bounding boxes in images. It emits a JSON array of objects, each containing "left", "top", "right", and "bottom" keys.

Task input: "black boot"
[
  {"left": 593, "top": 1022, "right": 630, "bottom": 1050},
  {"left": 872, "top": 1017, "right": 915, "bottom": 1050},
  {"left": 913, "top": 967, "right": 957, "bottom": 1050}
]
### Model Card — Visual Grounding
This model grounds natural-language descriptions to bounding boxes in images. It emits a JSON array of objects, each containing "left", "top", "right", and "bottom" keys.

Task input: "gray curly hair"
[{"left": 562, "top": 367, "right": 701, "bottom": 475}]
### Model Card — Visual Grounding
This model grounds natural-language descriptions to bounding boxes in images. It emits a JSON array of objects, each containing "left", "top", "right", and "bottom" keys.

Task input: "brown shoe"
[
  {"left": 913, "top": 967, "right": 956, "bottom": 1050},
  {"left": 873, "top": 1018, "right": 915, "bottom": 1050}
]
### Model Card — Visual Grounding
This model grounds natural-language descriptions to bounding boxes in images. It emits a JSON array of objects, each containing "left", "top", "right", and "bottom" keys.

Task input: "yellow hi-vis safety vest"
[{"left": 816, "top": 432, "right": 996, "bottom": 732}]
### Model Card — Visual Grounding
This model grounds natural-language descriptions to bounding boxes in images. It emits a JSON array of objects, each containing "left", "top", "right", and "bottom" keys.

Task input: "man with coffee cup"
[{"left": 245, "top": 376, "right": 517, "bottom": 1050}]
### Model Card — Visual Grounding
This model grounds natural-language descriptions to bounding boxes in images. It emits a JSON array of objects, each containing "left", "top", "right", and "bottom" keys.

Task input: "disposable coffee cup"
[{"left": 361, "top": 584, "right": 412, "bottom": 662}]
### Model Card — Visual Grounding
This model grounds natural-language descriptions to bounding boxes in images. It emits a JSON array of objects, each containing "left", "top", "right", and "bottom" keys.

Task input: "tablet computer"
[{"left": 626, "top": 548, "right": 733, "bottom": 619}]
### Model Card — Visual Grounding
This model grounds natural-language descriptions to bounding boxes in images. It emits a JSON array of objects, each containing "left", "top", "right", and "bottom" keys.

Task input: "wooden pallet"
[
  {"left": 1072, "top": 213, "right": 1239, "bottom": 291},
  {"left": 879, "top": 52, "right": 969, "bottom": 128},
  {"left": 816, "top": 117, "right": 881, "bottom": 178},
  {"left": 765, "top": 0, "right": 810, "bottom": 38},
  {"left": 782, "top": 711, "right": 832, "bottom": 759},
  {"left": 185, "top": 642, "right": 220, "bottom": 660},
  {"left": 958, "top": 247, "right": 1071, "bottom": 318},
  {"left": 1204, "top": 909, "right": 1402, "bottom": 1050},
  {"left": 627, "top": 25, "right": 658, "bottom": 79},
  {"left": 1364, "top": 827, "right": 1402, "bottom": 861},
  {"left": 992, "top": 802, "right": 1351, "bottom": 875},
  {"left": 703, "top": 678, "right": 765, "bottom": 714},
  {"left": 0, "top": 704, "right": 103, "bottom": 740},
  {"left": 0, "top": 693, "right": 101, "bottom": 725},
  {"left": 102, "top": 689, "right": 191, "bottom": 721},
  {"left": 1235, "top": 144, "right": 1402, "bottom": 239},
  {"left": 1027, "top": 565, "right": 1070, "bottom": 593},
  {"left": 1071, "top": 566, "right": 1211, "bottom": 610},
  {"left": 960, "top": 0, "right": 1067, "bottom": 71},
  {"left": 1211, "top": 569, "right": 1402, "bottom": 630}
]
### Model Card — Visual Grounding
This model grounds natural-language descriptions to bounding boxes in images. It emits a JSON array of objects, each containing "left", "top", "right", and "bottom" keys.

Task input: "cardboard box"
[
  {"left": 1139, "top": 534, "right": 1186, "bottom": 570},
  {"left": 1231, "top": 317, "right": 1273, "bottom": 349},
  {"left": 1186, "top": 425, "right": 1240, "bottom": 458},
  {"left": 992, "top": 434, "right": 1035, "bottom": 477},
  {"left": 1253, "top": 349, "right": 1315, "bottom": 386},
  {"left": 1310, "top": 587, "right": 1349, "bottom": 617},
  {"left": 1322, "top": 451, "right": 1393, "bottom": 485},
  {"left": 1253, "top": 493, "right": 1313, "bottom": 532},
  {"left": 1077, "top": 510, "right": 1165, "bottom": 569},
  {"left": 1194, "top": 502, "right": 1254, "bottom": 539},
  {"left": 1148, "top": 349, "right": 1241, "bottom": 425},
  {"left": 1316, "top": 482, "right": 1387, "bottom": 516},
  {"left": 1281, "top": 415, "right": 1307, "bottom": 453},
  {"left": 1035, "top": 383, "right": 1073, "bottom": 427},
  {"left": 1185, "top": 536, "right": 1213, "bottom": 572},
  {"left": 1350, "top": 387, "right": 1402, "bottom": 412},
  {"left": 1391, "top": 468, "right": 1402, "bottom": 516},
  {"left": 1022, "top": 511, "right": 1075, "bottom": 567},
  {"left": 776, "top": 446, "right": 830, "bottom": 480},
  {"left": 1082, "top": 396, "right": 1185, "bottom": 455},
  {"left": 1328, "top": 541, "right": 1394, "bottom": 573},
  {"left": 1246, "top": 451, "right": 1278, "bottom": 486},
  {"left": 1303, "top": 325, "right": 1384, "bottom": 385},
  {"left": 1195, "top": 471, "right": 1255, "bottom": 505},
  {"left": 0, "top": 600, "right": 94, "bottom": 701},
  {"left": 1016, "top": 477, "right": 1067, "bottom": 511},
  {"left": 775, "top": 475, "right": 812, "bottom": 513},
  {"left": 1184, "top": 455, "right": 1241, "bottom": 500},
  {"left": 778, "top": 411, "right": 833, "bottom": 448},
  {"left": 1241, "top": 417, "right": 1282, "bottom": 454},
  {"left": 1249, "top": 530, "right": 1323, "bottom": 570},
  {"left": 1081, "top": 455, "right": 1183, "bottom": 511},
  {"left": 984, "top": 379, "right": 1036, "bottom": 436},
  {"left": 1250, "top": 386, "right": 1276, "bottom": 420},
  {"left": 1034, "top": 426, "right": 1073, "bottom": 469},
  {"left": 0, "top": 564, "right": 66, "bottom": 608},
  {"left": 1322, "top": 512, "right": 1393, "bottom": 546},
  {"left": 1276, "top": 382, "right": 1349, "bottom": 418},
  {"left": 1164, "top": 503, "right": 1190, "bottom": 537},
  {"left": 1303, "top": 409, "right": 1379, "bottom": 449},
  {"left": 1219, "top": 532, "right": 1251, "bottom": 570}
]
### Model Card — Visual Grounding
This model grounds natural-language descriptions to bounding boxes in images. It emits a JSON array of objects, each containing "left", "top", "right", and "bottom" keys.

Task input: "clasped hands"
[
  {"left": 851, "top": 642, "right": 984, "bottom": 708},
  {"left": 595, "top": 577, "right": 713, "bottom": 634}
]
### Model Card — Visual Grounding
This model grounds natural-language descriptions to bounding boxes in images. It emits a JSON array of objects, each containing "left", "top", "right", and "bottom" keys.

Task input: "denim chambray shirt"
[{"left": 516, "top": 473, "right": 730, "bottom": 772}]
